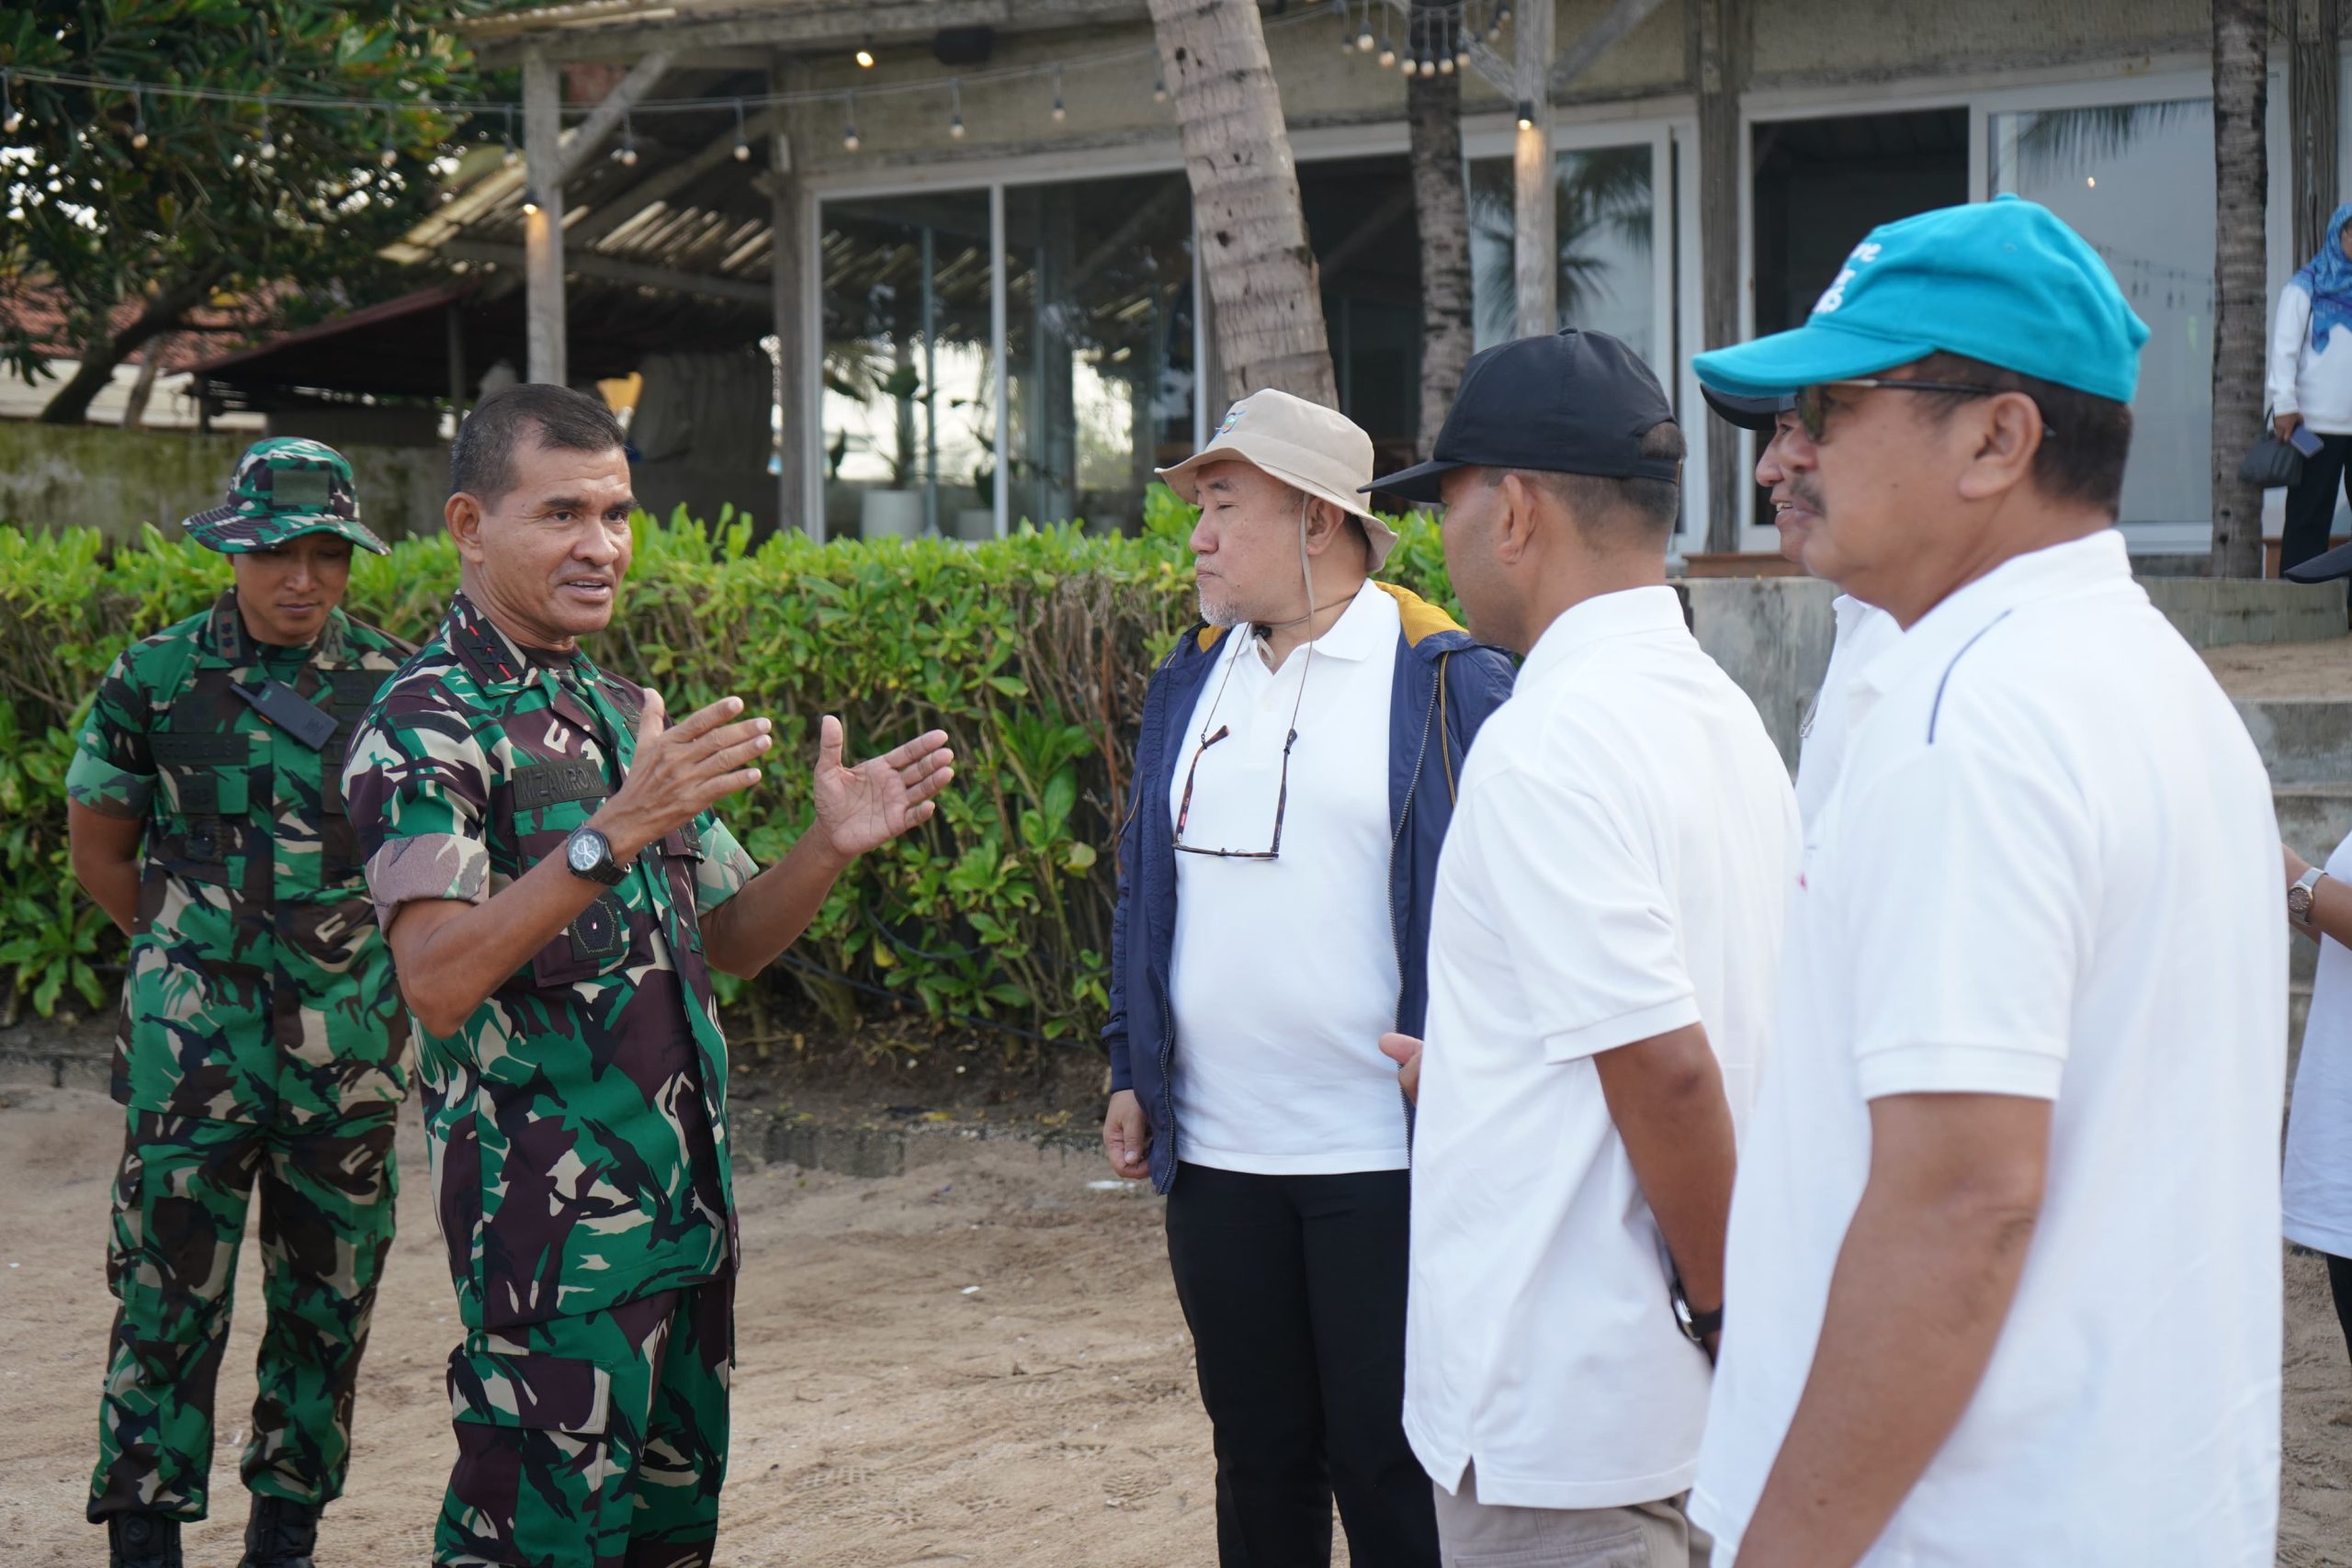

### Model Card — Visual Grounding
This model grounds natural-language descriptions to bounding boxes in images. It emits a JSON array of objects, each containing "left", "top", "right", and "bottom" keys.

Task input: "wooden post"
[
  {"left": 769, "top": 56, "right": 812, "bottom": 539},
  {"left": 1690, "top": 0, "right": 1744, "bottom": 554},
  {"left": 1513, "top": 0, "right": 1556, "bottom": 339},
  {"left": 523, "top": 48, "right": 567, "bottom": 387},
  {"left": 2292, "top": 0, "right": 2342, "bottom": 265}
]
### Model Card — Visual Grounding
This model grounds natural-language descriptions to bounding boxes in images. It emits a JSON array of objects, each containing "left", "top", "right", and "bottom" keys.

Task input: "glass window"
[
  {"left": 819, "top": 192, "right": 994, "bottom": 540},
  {"left": 1991, "top": 99, "right": 2213, "bottom": 533},
  {"left": 1468, "top": 145, "right": 1657, "bottom": 364},
  {"left": 1002, "top": 173, "right": 1198, "bottom": 534}
]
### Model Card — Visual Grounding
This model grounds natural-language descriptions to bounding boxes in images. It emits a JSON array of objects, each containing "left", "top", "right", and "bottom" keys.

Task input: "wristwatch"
[
  {"left": 1670, "top": 1277, "right": 1723, "bottom": 1347},
  {"left": 563, "top": 825, "right": 628, "bottom": 886},
  {"left": 2290, "top": 865, "right": 2327, "bottom": 927}
]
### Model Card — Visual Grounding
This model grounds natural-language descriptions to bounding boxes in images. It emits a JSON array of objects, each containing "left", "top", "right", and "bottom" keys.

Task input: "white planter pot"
[
  {"left": 859, "top": 489, "right": 925, "bottom": 540},
  {"left": 952, "top": 507, "right": 997, "bottom": 543}
]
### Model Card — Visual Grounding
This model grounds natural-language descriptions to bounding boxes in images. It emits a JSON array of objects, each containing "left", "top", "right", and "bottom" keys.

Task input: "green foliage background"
[{"left": 0, "top": 491, "right": 1454, "bottom": 1055}]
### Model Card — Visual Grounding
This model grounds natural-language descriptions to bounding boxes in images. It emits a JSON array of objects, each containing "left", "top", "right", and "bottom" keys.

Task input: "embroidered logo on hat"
[{"left": 1811, "top": 242, "right": 1883, "bottom": 316}]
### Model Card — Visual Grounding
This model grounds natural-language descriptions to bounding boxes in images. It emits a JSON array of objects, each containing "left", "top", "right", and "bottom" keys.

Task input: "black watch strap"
[{"left": 1671, "top": 1276, "right": 1723, "bottom": 1344}]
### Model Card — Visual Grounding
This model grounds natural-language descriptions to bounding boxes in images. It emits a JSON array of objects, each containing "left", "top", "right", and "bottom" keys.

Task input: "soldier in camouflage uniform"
[
  {"left": 65, "top": 439, "right": 414, "bottom": 1568},
  {"left": 340, "top": 384, "right": 954, "bottom": 1568}
]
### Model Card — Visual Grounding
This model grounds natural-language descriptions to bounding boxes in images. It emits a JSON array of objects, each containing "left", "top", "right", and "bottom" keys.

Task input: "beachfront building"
[{"left": 191, "top": 0, "right": 2346, "bottom": 566}]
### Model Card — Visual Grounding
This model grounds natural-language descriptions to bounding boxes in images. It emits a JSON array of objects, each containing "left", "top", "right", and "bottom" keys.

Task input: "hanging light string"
[
  {"left": 1342, "top": 3, "right": 1495, "bottom": 78},
  {"left": 0, "top": 5, "right": 1332, "bottom": 133}
]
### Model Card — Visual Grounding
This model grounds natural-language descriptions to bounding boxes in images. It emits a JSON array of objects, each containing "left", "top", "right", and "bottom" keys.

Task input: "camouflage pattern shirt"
[
  {"left": 343, "top": 592, "right": 759, "bottom": 1331},
  {"left": 65, "top": 592, "right": 414, "bottom": 1124}
]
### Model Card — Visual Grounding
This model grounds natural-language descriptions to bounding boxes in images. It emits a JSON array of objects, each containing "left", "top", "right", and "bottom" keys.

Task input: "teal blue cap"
[{"left": 1693, "top": 195, "right": 2150, "bottom": 405}]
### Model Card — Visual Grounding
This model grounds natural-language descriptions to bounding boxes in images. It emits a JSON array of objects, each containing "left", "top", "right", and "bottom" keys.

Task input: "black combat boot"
[
  {"left": 106, "top": 1512, "right": 183, "bottom": 1568},
  {"left": 238, "top": 1495, "right": 322, "bottom": 1568}
]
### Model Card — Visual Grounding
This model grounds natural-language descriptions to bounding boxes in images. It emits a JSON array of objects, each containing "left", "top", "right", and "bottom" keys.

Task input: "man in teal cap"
[
  {"left": 67, "top": 437, "right": 414, "bottom": 1568},
  {"left": 1686, "top": 197, "right": 2285, "bottom": 1566}
]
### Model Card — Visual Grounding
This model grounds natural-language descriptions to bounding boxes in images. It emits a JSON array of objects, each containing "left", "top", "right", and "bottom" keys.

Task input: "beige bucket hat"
[{"left": 1156, "top": 389, "right": 1400, "bottom": 571}]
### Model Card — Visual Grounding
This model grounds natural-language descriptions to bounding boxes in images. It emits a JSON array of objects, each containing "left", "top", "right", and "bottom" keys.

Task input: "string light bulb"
[
  {"left": 1153, "top": 73, "right": 1169, "bottom": 102},
  {"left": 613, "top": 110, "right": 638, "bottom": 165},
  {"left": 501, "top": 105, "right": 519, "bottom": 168},
  {"left": 521, "top": 188, "right": 541, "bottom": 217},
  {"left": 1419, "top": 55, "right": 1438, "bottom": 77},
  {"left": 1515, "top": 99, "right": 1535, "bottom": 130},
  {"left": 379, "top": 110, "right": 399, "bottom": 167},
  {"left": 842, "top": 92, "right": 860, "bottom": 152},
  {"left": 731, "top": 98, "right": 750, "bottom": 161},
  {"left": 257, "top": 106, "right": 277, "bottom": 161},
  {"left": 1050, "top": 64, "right": 1065, "bottom": 123},
  {"left": 2, "top": 72, "right": 19, "bottom": 136},
  {"left": 130, "top": 87, "right": 148, "bottom": 150},
  {"left": 1438, "top": 53, "right": 1454, "bottom": 74},
  {"left": 855, "top": 34, "right": 876, "bottom": 69},
  {"left": 948, "top": 78, "right": 965, "bottom": 140},
  {"left": 1376, "top": 35, "right": 1396, "bottom": 66},
  {"left": 1356, "top": 5, "right": 1375, "bottom": 51}
]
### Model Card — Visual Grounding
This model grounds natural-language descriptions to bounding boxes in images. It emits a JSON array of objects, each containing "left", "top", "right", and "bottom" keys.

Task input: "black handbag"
[{"left": 2239, "top": 415, "right": 2306, "bottom": 489}]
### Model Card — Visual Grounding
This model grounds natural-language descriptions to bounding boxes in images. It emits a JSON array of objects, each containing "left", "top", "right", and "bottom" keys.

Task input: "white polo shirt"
[
  {"left": 1793, "top": 593, "right": 1902, "bottom": 828},
  {"left": 2285, "top": 829, "right": 2352, "bottom": 1258},
  {"left": 1693, "top": 531, "right": 2284, "bottom": 1565},
  {"left": 1167, "top": 579, "right": 1407, "bottom": 1174},
  {"left": 1403, "top": 585, "right": 1800, "bottom": 1510}
]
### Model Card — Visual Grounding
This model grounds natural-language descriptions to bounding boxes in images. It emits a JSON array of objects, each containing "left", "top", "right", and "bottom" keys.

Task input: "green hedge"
[{"left": 0, "top": 490, "right": 1456, "bottom": 1054}]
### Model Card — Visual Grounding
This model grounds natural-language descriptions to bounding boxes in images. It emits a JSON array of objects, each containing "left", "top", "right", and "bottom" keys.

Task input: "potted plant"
[{"left": 859, "top": 363, "right": 927, "bottom": 541}]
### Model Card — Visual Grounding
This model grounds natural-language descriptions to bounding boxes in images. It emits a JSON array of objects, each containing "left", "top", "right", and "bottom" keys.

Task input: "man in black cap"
[{"left": 1370, "top": 331, "right": 1797, "bottom": 1566}]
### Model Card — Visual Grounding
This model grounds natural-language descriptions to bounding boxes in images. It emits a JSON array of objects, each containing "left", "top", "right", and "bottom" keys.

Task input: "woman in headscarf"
[{"left": 2271, "top": 199, "right": 2352, "bottom": 578}]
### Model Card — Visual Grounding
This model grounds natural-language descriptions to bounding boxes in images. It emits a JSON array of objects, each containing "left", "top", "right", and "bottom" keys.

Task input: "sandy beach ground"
[{"left": 1, "top": 1083, "right": 2345, "bottom": 1566}]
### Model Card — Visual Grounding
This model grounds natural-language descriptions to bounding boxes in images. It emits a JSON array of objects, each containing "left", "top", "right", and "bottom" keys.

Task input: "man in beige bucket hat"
[{"left": 1100, "top": 388, "right": 1516, "bottom": 1567}]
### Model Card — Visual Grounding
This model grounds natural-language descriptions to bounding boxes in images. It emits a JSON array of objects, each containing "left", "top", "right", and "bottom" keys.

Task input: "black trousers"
[
  {"left": 2283, "top": 431, "right": 2352, "bottom": 581},
  {"left": 2329, "top": 1253, "right": 2352, "bottom": 1368},
  {"left": 1164, "top": 1163, "right": 1438, "bottom": 1568}
]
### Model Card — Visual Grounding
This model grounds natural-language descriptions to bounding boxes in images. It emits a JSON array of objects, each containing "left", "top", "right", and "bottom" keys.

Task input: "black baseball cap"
[
  {"left": 1702, "top": 385, "right": 1792, "bottom": 433},
  {"left": 1365, "top": 328, "right": 1679, "bottom": 505}
]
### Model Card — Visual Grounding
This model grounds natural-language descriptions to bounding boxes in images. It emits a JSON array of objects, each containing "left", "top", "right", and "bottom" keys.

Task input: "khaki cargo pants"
[{"left": 1433, "top": 1463, "right": 1713, "bottom": 1568}]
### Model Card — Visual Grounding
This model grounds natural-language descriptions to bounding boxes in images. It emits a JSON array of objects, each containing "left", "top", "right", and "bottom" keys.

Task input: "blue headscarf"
[{"left": 2292, "top": 200, "right": 2352, "bottom": 354}]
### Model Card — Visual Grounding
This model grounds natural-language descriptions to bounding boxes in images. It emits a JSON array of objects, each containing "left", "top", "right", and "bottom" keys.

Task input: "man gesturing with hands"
[{"left": 343, "top": 385, "right": 951, "bottom": 1568}]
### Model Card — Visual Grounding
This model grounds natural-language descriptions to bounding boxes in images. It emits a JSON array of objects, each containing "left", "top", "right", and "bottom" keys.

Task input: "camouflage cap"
[{"left": 182, "top": 437, "right": 390, "bottom": 556}]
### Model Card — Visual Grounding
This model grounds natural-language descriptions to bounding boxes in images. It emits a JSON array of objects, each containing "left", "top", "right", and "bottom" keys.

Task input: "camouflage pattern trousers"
[
  {"left": 88, "top": 1106, "right": 399, "bottom": 1522},
  {"left": 437, "top": 1278, "right": 733, "bottom": 1568}
]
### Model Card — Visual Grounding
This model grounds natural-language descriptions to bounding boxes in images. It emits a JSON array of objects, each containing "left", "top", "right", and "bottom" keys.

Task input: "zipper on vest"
[{"left": 1388, "top": 655, "right": 1443, "bottom": 1137}]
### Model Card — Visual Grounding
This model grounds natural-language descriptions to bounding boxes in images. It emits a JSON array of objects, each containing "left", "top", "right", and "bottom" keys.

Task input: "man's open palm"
[{"left": 811, "top": 715, "right": 955, "bottom": 859}]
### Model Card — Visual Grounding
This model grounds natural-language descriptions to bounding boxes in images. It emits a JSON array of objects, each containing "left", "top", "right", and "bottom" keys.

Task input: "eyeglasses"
[
  {"left": 1792, "top": 378, "right": 2056, "bottom": 444},
  {"left": 1171, "top": 636, "right": 1315, "bottom": 862}
]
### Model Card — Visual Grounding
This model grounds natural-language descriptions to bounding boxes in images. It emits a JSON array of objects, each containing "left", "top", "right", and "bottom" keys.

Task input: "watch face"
[{"left": 568, "top": 829, "right": 605, "bottom": 874}]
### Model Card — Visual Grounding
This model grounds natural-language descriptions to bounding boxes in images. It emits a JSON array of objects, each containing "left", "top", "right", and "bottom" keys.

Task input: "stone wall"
[{"left": 0, "top": 422, "right": 450, "bottom": 546}]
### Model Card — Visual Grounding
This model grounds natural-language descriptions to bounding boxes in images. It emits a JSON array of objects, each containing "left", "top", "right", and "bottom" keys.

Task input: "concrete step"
[
  {"left": 2274, "top": 785, "right": 2352, "bottom": 868},
  {"left": 2235, "top": 697, "right": 2352, "bottom": 785}
]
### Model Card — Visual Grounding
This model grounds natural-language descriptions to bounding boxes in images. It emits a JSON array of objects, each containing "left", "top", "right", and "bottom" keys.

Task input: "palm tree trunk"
[
  {"left": 1148, "top": 0, "right": 1338, "bottom": 408},
  {"left": 1409, "top": 33, "right": 1473, "bottom": 460},
  {"left": 2211, "top": 0, "right": 2270, "bottom": 579}
]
